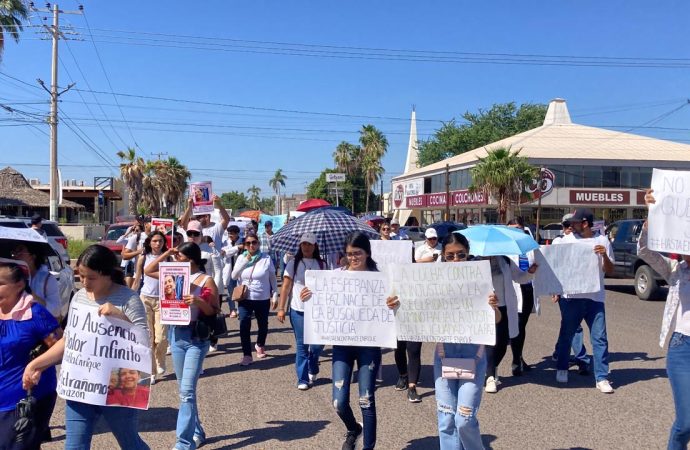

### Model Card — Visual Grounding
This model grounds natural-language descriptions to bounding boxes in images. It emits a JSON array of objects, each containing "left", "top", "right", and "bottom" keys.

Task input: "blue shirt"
[{"left": 0, "top": 303, "right": 59, "bottom": 411}]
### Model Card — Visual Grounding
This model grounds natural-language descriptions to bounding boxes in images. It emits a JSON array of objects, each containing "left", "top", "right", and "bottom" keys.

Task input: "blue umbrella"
[
  {"left": 271, "top": 208, "right": 379, "bottom": 255},
  {"left": 456, "top": 225, "right": 538, "bottom": 256}
]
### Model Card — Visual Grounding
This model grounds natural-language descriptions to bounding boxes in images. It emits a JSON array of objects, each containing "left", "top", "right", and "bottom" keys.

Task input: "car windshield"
[
  {"left": 106, "top": 227, "right": 128, "bottom": 241},
  {"left": 41, "top": 223, "right": 64, "bottom": 237},
  {"left": 0, "top": 221, "right": 29, "bottom": 228}
]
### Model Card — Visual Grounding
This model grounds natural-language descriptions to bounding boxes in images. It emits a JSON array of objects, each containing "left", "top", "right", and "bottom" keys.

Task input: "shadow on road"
[
  {"left": 206, "top": 419, "right": 329, "bottom": 449},
  {"left": 608, "top": 351, "right": 664, "bottom": 363},
  {"left": 612, "top": 367, "right": 667, "bottom": 388}
]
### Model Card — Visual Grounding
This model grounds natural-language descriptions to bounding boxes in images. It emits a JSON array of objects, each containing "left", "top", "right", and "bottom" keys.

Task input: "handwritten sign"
[
  {"left": 648, "top": 169, "right": 690, "bottom": 254},
  {"left": 151, "top": 217, "right": 174, "bottom": 248},
  {"left": 390, "top": 261, "right": 495, "bottom": 345},
  {"left": 304, "top": 270, "right": 396, "bottom": 348},
  {"left": 190, "top": 181, "right": 213, "bottom": 215},
  {"left": 58, "top": 302, "right": 151, "bottom": 409},
  {"left": 370, "top": 240, "right": 413, "bottom": 274},
  {"left": 532, "top": 243, "right": 600, "bottom": 297},
  {"left": 159, "top": 262, "right": 191, "bottom": 325}
]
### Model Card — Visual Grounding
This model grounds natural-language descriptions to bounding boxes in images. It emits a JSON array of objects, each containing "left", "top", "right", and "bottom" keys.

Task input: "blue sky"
[{"left": 1, "top": 1, "right": 690, "bottom": 196}]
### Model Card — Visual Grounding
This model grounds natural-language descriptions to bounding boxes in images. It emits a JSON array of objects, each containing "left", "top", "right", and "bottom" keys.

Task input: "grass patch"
[{"left": 68, "top": 239, "right": 97, "bottom": 260}]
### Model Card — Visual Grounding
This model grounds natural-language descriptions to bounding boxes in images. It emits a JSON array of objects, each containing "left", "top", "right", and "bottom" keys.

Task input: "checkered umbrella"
[{"left": 270, "top": 208, "right": 379, "bottom": 255}]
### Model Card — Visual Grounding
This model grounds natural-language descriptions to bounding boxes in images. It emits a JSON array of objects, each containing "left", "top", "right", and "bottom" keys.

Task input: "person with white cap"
[
  {"left": 276, "top": 232, "right": 326, "bottom": 390},
  {"left": 415, "top": 228, "right": 441, "bottom": 263},
  {"left": 389, "top": 219, "right": 407, "bottom": 240}
]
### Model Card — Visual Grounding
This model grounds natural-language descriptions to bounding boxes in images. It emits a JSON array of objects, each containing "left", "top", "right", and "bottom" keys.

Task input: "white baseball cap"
[
  {"left": 300, "top": 232, "right": 317, "bottom": 245},
  {"left": 425, "top": 228, "right": 438, "bottom": 239}
]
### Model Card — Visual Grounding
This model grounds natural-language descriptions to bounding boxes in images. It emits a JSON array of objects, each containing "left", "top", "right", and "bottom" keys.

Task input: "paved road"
[{"left": 43, "top": 279, "right": 673, "bottom": 450}]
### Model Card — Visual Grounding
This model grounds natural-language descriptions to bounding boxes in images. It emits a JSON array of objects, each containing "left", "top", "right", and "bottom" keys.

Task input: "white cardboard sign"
[
  {"left": 648, "top": 168, "right": 690, "bottom": 254},
  {"left": 390, "top": 261, "right": 496, "bottom": 345},
  {"left": 304, "top": 270, "right": 396, "bottom": 348},
  {"left": 532, "top": 243, "right": 601, "bottom": 297},
  {"left": 369, "top": 240, "right": 413, "bottom": 273},
  {"left": 58, "top": 302, "right": 152, "bottom": 409}
]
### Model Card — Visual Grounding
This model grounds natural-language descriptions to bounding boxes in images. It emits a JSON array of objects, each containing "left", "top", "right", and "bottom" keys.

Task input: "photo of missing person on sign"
[{"left": 105, "top": 368, "right": 151, "bottom": 410}]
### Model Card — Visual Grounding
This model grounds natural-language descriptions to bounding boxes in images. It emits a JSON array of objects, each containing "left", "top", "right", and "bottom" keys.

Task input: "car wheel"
[{"left": 634, "top": 265, "right": 660, "bottom": 300}]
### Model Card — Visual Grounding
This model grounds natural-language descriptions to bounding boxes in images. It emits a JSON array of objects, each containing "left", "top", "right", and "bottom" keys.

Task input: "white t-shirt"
[
  {"left": 284, "top": 257, "right": 324, "bottom": 312},
  {"left": 555, "top": 232, "right": 614, "bottom": 303},
  {"left": 415, "top": 243, "right": 440, "bottom": 262},
  {"left": 123, "top": 232, "right": 147, "bottom": 267},
  {"left": 202, "top": 222, "right": 225, "bottom": 250},
  {"left": 140, "top": 253, "right": 161, "bottom": 297}
]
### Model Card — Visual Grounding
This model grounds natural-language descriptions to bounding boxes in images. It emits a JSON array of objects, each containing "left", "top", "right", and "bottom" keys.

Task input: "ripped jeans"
[
  {"left": 434, "top": 343, "right": 487, "bottom": 450},
  {"left": 332, "top": 345, "right": 382, "bottom": 450}
]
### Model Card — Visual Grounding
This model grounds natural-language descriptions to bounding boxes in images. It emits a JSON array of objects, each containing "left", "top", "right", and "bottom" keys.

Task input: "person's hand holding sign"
[
  {"left": 99, "top": 302, "right": 129, "bottom": 323},
  {"left": 386, "top": 295, "right": 400, "bottom": 310},
  {"left": 299, "top": 287, "right": 313, "bottom": 302}
]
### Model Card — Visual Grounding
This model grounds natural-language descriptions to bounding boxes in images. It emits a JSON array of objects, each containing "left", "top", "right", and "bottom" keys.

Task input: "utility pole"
[
  {"left": 379, "top": 177, "right": 384, "bottom": 215},
  {"left": 445, "top": 164, "right": 451, "bottom": 221},
  {"left": 33, "top": 3, "right": 82, "bottom": 222},
  {"left": 150, "top": 151, "right": 168, "bottom": 161},
  {"left": 535, "top": 167, "right": 545, "bottom": 243}
]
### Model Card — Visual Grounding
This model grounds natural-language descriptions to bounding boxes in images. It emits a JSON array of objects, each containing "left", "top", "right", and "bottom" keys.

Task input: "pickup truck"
[{"left": 607, "top": 219, "right": 666, "bottom": 300}]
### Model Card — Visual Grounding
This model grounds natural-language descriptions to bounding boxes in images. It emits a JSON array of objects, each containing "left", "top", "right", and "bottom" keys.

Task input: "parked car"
[
  {"left": 100, "top": 222, "right": 136, "bottom": 263},
  {"left": 0, "top": 216, "right": 70, "bottom": 265},
  {"left": 399, "top": 226, "right": 427, "bottom": 242},
  {"left": 606, "top": 219, "right": 666, "bottom": 300},
  {"left": 428, "top": 221, "right": 467, "bottom": 242},
  {"left": 539, "top": 222, "right": 564, "bottom": 244}
]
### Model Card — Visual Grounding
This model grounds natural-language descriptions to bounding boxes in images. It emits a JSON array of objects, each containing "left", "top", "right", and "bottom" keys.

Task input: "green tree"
[
  {"left": 359, "top": 125, "right": 388, "bottom": 213},
  {"left": 417, "top": 102, "right": 547, "bottom": 167},
  {"left": 247, "top": 185, "right": 261, "bottom": 209},
  {"left": 156, "top": 156, "right": 191, "bottom": 215},
  {"left": 116, "top": 147, "right": 145, "bottom": 215},
  {"left": 306, "top": 169, "right": 369, "bottom": 214},
  {"left": 469, "top": 146, "right": 538, "bottom": 223},
  {"left": 220, "top": 191, "right": 249, "bottom": 213},
  {"left": 258, "top": 197, "right": 276, "bottom": 213},
  {"left": 269, "top": 169, "right": 287, "bottom": 214},
  {"left": 0, "top": 0, "right": 28, "bottom": 62}
]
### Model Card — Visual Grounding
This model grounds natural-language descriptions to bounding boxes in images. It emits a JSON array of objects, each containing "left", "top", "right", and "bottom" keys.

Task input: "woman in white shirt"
[
  {"left": 231, "top": 231, "right": 278, "bottom": 366},
  {"left": 277, "top": 233, "right": 326, "bottom": 390}
]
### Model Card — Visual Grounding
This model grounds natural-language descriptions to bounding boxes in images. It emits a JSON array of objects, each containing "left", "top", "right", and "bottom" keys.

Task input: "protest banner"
[
  {"left": 532, "top": 243, "right": 601, "bottom": 297},
  {"left": 151, "top": 217, "right": 174, "bottom": 248},
  {"left": 304, "top": 270, "right": 396, "bottom": 348},
  {"left": 370, "top": 240, "right": 413, "bottom": 274},
  {"left": 648, "top": 168, "right": 690, "bottom": 254},
  {"left": 190, "top": 181, "right": 213, "bottom": 215},
  {"left": 57, "top": 302, "right": 151, "bottom": 410},
  {"left": 390, "top": 260, "right": 496, "bottom": 345},
  {"left": 159, "top": 262, "right": 191, "bottom": 325}
]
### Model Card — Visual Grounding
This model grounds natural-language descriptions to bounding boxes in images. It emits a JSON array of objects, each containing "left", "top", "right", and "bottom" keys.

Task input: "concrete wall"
[{"left": 60, "top": 224, "right": 106, "bottom": 241}]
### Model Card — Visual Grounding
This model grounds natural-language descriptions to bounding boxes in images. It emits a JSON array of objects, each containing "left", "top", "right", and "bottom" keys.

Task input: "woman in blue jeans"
[
  {"left": 276, "top": 232, "right": 325, "bottom": 390},
  {"left": 147, "top": 242, "right": 220, "bottom": 450},
  {"left": 24, "top": 245, "right": 150, "bottom": 450},
  {"left": 639, "top": 189, "right": 690, "bottom": 450},
  {"left": 303, "top": 232, "right": 383, "bottom": 450}
]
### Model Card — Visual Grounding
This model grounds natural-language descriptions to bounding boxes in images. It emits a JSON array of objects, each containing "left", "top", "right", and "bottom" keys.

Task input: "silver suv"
[{"left": 0, "top": 216, "right": 70, "bottom": 265}]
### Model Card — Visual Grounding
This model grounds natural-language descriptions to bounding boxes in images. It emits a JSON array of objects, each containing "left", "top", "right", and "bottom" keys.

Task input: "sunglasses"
[
  {"left": 428, "top": 237, "right": 438, "bottom": 241},
  {"left": 381, "top": 228, "right": 390, "bottom": 231},
  {"left": 346, "top": 250, "right": 365, "bottom": 259},
  {"left": 245, "top": 240, "right": 260, "bottom": 246},
  {"left": 444, "top": 252, "right": 468, "bottom": 260},
  {"left": 186, "top": 231, "right": 201, "bottom": 237}
]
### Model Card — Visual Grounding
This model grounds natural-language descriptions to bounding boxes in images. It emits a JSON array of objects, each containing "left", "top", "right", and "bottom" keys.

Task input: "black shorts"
[{"left": 123, "top": 260, "right": 135, "bottom": 277}]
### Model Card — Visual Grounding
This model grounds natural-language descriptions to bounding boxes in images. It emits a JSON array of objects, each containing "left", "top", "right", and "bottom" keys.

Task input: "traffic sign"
[{"left": 326, "top": 173, "right": 346, "bottom": 183}]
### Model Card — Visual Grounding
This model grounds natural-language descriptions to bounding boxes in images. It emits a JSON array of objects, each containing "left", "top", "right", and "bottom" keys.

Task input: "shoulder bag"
[
  {"left": 231, "top": 260, "right": 257, "bottom": 302},
  {"left": 437, "top": 343, "right": 485, "bottom": 380}
]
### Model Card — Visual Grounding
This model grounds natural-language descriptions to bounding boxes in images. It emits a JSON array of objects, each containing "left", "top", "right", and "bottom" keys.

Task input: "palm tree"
[
  {"left": 359, "top": 125, "right": 388, "bottom": 213},
  {"left": 333, "top": 141, "right": 361, "bottom": 177},
  {"left": 140, "top": 161, "right": 160, "bottom": 215},
  {"left": 470, "top": 146, "right": 538, "bottom": 223},
  {"left": 116, "top": 147, "right": 145, "bottom": 215},
  {"left": 156, "top": 156, "right": 191, "bottom": 215},
  {"left": 247, "top": 185, "right": 261, "bottom": 210},
  {"left": 0, "top": 0, "right": 28, "bottom": 62},
  {"left": 268, "top": 169, "right": 287, "bottom": 215}
]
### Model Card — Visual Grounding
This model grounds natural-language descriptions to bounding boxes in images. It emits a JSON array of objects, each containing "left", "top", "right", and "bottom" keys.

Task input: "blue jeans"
[
  {"left": 65, "top": 400, "right": 149, "bottom": 450},
  {"left": 238, "top": 299, "right": 270, "bottom": 356},
  {"left": 556, "top": 298, "right": 609, "bottom": 381},
  {"left": 226, "top": 279, "right": 237, "bottom": 312},
  {"left": 434, "top": 344, "right": 486, "bottom": 450},
  {"left": 667, "top": 332, "right": 690, "bottom": 450},
  {"left": 170, "top": 325, "right": 210, "bottom": 450},
  {"left": 552, "top": 323, "right": 591, "bottom": 365},
  {"left": 332, "top": 345, "right": 381, "bottom": 450},
  {"left": 289, "top": 309, "right": 324, "bottom": 385}
]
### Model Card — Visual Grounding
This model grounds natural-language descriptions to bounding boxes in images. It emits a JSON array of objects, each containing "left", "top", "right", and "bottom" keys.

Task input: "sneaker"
[
  {"left": 407, "top": 386, "right": 422, "bottom": 403},
  {"left": 150, "top": 376, "right": 156, "bottom": 385},
  {"left": 240, "top": 355, "right": 253, "bottom": 366},
  {"left": 166, "top": 346, "right": 171, "bottom": 355},
  {"left": 341, "top": 422, "right": 363, "bottom": 450},
  {"left": 577, "top": 362, "right": 590, "bottom": 376},
  {"left": 596, "top": 380, "right": 614, "bottom": 394},
  {"left": 556, "top": 370, "right": 569, "bottom": 384},
  {"left": 308, "top": 373, "right": 318, "bottom": 385},
  {"left": 156, "top": 366, "right": 166, "bottom": 376},
  {"left": 511, "top": 363, "right": 523, "bottom": 377},
  {"left": 520, "top": 358, "right": 532, "bottom": 372},
  {"left": 376, "top": 365, "right": 383, "bottom": 382},
  {"left": 229, "top": 310, "right": 238, "bottom": 318},
  {"left": 193, "top": 435, "right": 205, "bottom": 448},
  {"left": 255, "top": 344, "right": 267, "bottom": 359},
  {"left": 395, "top": 375, "right": 409, "bottom": 391},
  {"left": 208, "top": 345, "right": 217, "bottom": 354},
  {"left": 485, "top": 376, "right": 498, "bottom": 393},
  {"left": 297, "top": 383, "right": 310, "bottom": 391}
]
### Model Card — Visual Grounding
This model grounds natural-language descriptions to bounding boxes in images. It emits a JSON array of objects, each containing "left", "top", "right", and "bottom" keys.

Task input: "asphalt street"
[{"left": 43, "top": 279, "right": 673, "bottom": 450}]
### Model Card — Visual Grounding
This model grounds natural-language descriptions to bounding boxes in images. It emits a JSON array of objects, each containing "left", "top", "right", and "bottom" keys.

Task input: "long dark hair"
[
  {"left": 293, "top": 242, "right": 323, "bottom": 273},
  {"left": 344, "top": 231, "right": 378, "bottom": 271},
  {"left": 0, "top": 261, "right": 32, "bottom": 294},
  {"left": 441, "top": 232, "right": 470, "bottom": 262},
  {"left": 143, "top": 231, "right": 169, "bottom": 255},
  {"left": 177, "top": 242, "right": 206, "bottom": 273},
  {"left": 77, "top": 245, "right": 126, "bottom": 285}
]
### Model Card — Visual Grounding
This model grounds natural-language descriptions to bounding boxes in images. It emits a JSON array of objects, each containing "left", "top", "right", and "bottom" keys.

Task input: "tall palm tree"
[
  {"left": 156, "top": 156, "right": 191, "bottom": 215},
  {"left": 333, "top": 141, "right": 361, "bottom": 177},
  {"left": 470, "top": 146, "right": 538, "bottom": 223},
  {"left": 247, "top": 185, "right": 261, "bottom": 210},
  {"left": 269, "top": 169, "right": 287, "bottom": 215},
  {"left": 140, "top": 161, "right": 161, "bottom": 215},
  {"left": 359, "top": 125, "right": 388, "bottom": 213},
  {"left": 0, "top": 0, "right": 28, "bottom": 62},
  {"left": 116, "top": 147, "right": 145, "bottom": 215}
]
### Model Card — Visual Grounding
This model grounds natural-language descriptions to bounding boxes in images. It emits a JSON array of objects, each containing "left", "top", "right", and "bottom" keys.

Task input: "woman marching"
[
  {"left": 145, "top": 242, "right": 220, "bottom": 450},
  {"left": 276, "top": 232, "right": 325, "bottom": 390},
  {"left": 23, "top": 245, "right": 150, "bottom": 449},
  {"left": 638, "top": 189, "right": 690, "bottom": 450},
  {"left": 388, "top": 232, "right": 500, "bottom": 450}
]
